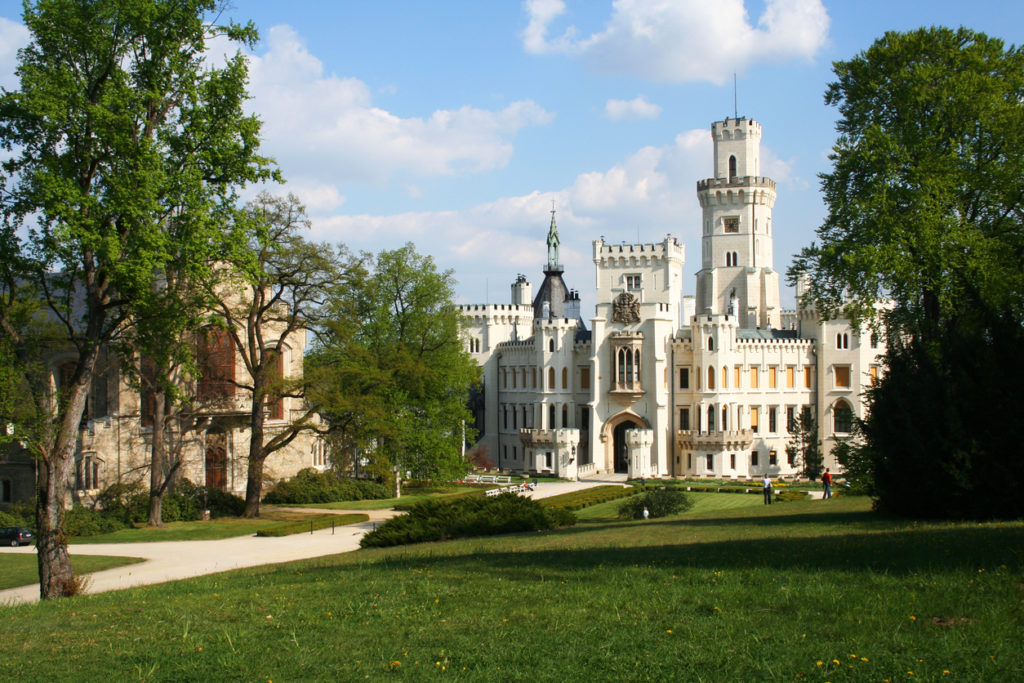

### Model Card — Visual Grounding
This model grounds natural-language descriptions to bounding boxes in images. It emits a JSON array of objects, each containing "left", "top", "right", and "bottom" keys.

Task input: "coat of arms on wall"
[{"left": 612, "top": 292, "right": 640, "bottom": 324}]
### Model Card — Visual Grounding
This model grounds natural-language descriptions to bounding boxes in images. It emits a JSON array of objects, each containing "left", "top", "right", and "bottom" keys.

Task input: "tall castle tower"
[{"left": 694, "top": 117, "right": 781, "bottom": 329}]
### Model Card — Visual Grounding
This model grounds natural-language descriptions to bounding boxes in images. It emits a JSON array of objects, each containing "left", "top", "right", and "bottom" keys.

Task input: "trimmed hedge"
[
  {"left": 263, "top": 468, "right": 388, "bottom": 505},
  {"left": 255, "top": 513, "right": 368, "bottom": 537},
  {"left": 360, "top": 492, "right": 576, "bottom": 548},
  {"left": 541, "top": 485, "right": 636, "bottom": 511}
]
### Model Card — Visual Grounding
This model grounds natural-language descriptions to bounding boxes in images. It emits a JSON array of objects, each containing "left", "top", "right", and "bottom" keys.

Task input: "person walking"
[
  {"left": 642, "top": 506, "right": 650, "bottom": 520},
  {"left": 822, "top": 468, "right": 833, "bottom": 500},
  {"left": 762, "top": 473, "right": 772, "bottom": 505}
]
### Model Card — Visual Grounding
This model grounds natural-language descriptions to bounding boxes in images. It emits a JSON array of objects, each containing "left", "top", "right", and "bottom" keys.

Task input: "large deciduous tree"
[
  {"left": 210, "top": 192, "right": 346, "bottom": 518},
  {"left": 0, "top": 0, "right": 272, "bottom": 597},
  {"left": 788, "top": 27, "right": 1024, "bottom": 518},
  {"left": 309, "top": 244, "right": 480, "bottom": 496}
]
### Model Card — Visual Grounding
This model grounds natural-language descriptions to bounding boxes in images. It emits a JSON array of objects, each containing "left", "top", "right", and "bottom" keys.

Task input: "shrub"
[
  {"left": 542, "top": 485, "right": 635, "bottom": 511},
  {"left": 618, "top": 489, "right": 692, "bottom": 520},
  {"left": 774, "top": 489, "right": 809, "bottom": 502},
  {"left": 263, "top": 468, "right": 388, "bottom": 505},
  {"left": 0, "top": 510, "right": 20, "bottom": 527},
  {"left": 202, "top": 486, "right": 245, "bottom": 518},
  {"left": 64, "top": 506, "right": 127, "bottom": 537},
  {"left": 361, "top": 492, "right": 576, "bottom": 548}
]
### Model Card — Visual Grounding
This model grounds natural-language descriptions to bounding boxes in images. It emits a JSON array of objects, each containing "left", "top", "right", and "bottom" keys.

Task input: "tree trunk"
[
  {"left": 36, "top": 356, "right": 94, "bottom": 599},
  {"left": 148, "top": 390, "right": 166, "bottom": 527},
  {"left": 243, "top": 393, "right": 266, "bottom": 518}
]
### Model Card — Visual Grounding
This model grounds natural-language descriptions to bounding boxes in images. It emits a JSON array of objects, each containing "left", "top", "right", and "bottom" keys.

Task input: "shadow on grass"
[{"left": 353, "top": 510, "right": 1024, "bottom": 579}]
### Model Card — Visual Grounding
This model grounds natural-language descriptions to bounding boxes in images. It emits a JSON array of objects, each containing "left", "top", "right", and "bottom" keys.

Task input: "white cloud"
[
  {"left": 605, "top": 96, "right": 661, "bottom": 120},
  {"left": 0, "top": 17, "right": 30, "bottom": 91},
  {"left": 286, "top": 182, "right": 347, "bottom": 213},
  {"left": 522, "top": 0, "right": 829, "bottom": 84},
  {"left": 247, "top": 25, "right": 553, "bottom": 184}
]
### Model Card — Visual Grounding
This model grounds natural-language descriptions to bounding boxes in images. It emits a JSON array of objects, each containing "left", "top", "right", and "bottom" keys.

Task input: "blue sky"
[{"left": 3, "top": 1, "right": 1024, "bottom": 313}]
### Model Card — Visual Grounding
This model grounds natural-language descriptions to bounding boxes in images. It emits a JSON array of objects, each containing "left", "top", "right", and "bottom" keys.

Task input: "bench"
[
  {"left": 465, "top": 474, "right": 512, "bottom": 485},
  {"left": 485, "top": 483, "right": 533, "bottom": 497}
]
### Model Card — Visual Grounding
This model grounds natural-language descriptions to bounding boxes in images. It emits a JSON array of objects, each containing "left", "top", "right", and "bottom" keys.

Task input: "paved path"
[{"left": 0, "top": 480, "right": 615, "bottom": 606}]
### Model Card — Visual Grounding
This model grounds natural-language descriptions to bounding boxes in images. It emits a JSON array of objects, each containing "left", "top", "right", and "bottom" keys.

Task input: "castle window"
[
  {"left": 548, "top": 404, "right": 555, "bottom": 429},
  {"left": 549, "top": 338, "right": 555, "bottom": 352},
  {"left": 561, "top": 367, "right": 568, "bottom": 389},
  {"left": 679, "top": 407, "right": 690, "bottom": 430},
  {"left": 707, "top": 366, "right": 715, "bottom": 390},
  {"left": 786, "top": 366, "right": 795, "bottom": 388},
  {"left": 503, "top": 406, "right": 508, "bottom": 430},
  {"left": 833, "top": 400, "right": 853, "bottom": 433},
  {"left": 728, "top": 155, "right": 737, "bottom": 180},
  {"left": 707, "top": 406, "right": 715, "bottom": 432},
  {"left": 562, "top": 404, "right": 568, "bottom": 428},
  {"left": 787, "top": 407, "right": 796, "bottom": 433},
  {"left": 751, "top": 450, "right": 759, "bottom": 467},
  {"left": 721, "top": 406, "right": 728, "bottom": 430},
  {"left": 198, "top": 328, "right": 235, "bottom": 401},
  {"left": 869, "top": 366, "right": 879, "bottom": 386},
  {"left": 734, "top": 366, "right": 741, "bottom": 388},
  {"left": 548, "top": 367, "right": 555, "bottom": 389},
  {"left": 769, "top": 407, "right": 777, "bottom": 433},
  {"left": 580, "top": 367, "right": 590, "bottom": 390},
  {"left": 870, "top": 332, "right": 879, "bottom": 349},
  {"left": 768, "top": 366, "right": 777, "bottom": 389},
  {"left": 751, "top": 407, "right": 759, "bottom": 433},
  {"left": 804, "top": 365, "right": 813, "bottom": 388},
  {"left": 708, "top": 336, "right": 714, "bottom": 351},
  {"left": 679, "top": 367, "right": 690, "bottom": 389},
  {"left": 532, "top": 367, "right": 537, "bottom": 388},
  {"left": 626, "top": 274, "right": 641, "bottom": 289},
  {"left": 750, "top": 366, "right": 759, "bottom": 389},
  {"left": 836, "top": 333, "right": 849, "bottom": 349},
  {"left": 725, "top": 253, "right": 732, "bottom": 267},
  {"left": 834, "top": 366, "right": 851, "bottom": 388},
  {"left": 724, "top": 217, "right": 739, "bottom": 233},
  {"left": 730, "top": 453, "right": 736, "bottom": 470},
  {"left": 612, "top": 337, "right": 643, "bottom": 392},
  {"left": 722, "top": 366, "right": 728, "bottom": 389},
  {"left": 512, "top": 369, "right": 517, "bottom": 388},
  {"left": 267, "top": 348, "right": 285, "bottom": 421},
  {"left": 706, "top": 453, "right": 714, "bottom": 470}
]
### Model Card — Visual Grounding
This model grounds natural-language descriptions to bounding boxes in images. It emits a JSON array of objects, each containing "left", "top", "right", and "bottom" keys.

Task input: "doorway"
[
  {"left": 205, "top": 429, "right": 227, "bottom": 490},
  {"left": 612, "top": 420, "right": 636, "bottom": 474}
]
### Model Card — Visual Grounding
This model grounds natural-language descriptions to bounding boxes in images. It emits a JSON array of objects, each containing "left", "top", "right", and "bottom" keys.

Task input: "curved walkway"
[{"left": 0, "top": 480, "right": 613, "bottom": 606}]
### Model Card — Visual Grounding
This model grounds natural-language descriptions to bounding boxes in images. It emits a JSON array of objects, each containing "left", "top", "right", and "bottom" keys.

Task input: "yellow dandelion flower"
[
  {"left": 816, "top": 661, "right": 823, "bottom": 667},
  {"left": 861, "top": 657, "right": 869, "bottom": 662},
  {"left": 909, "top": 615, "right": 917, "bottom": 621},
  {"left": 833, "top": 659, "right": 841, "bottom": 666},
  {"left": 666, "top": 629, "right": 673, "bottom": 634},
  {"left": 943, "top": 671, "right": 951, "bottom": 675}
]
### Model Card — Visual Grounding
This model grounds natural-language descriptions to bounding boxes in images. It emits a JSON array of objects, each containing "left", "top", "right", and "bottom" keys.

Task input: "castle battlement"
[
  {"left": 592, "top": 237, "right": 684, "bottom": 266},
  {"left": 697, "top": 176, "right": 776, "bottom": 192}
]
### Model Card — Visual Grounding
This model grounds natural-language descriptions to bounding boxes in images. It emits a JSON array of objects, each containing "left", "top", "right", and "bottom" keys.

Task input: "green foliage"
[
  {"left": 360, "top": 492, "right": 575, "bottom": 548},
  {"left": 618, "top": 489, "right": 692, "bottom": 520},
  {"left": 541, "top": 485, "right": 636, "bottom": 511},
  {"left": 787, "top": 408, "right": 823, "bottom": 481},
  {"left": 262, "top": 468, "right": 388, "bottom": 505},
  {"left": 788, "top": 28, "right": 1024, "bottom": 520},
  {"left": 90, "top": 479, "right": 243, "bottom": 529},
  {"left": 255, "top": 513, "right": 368, "bottom": 537},
  {"left": 865, "top": 318, "right": 1024, "bottom": 519},
  {"left": 774, "top": 489, "right": 810, "bottom": 502},
  {"left": 0, "top": 510, "right": 21, "bottom": 527},
  {"left": 64, "top": 506, "right": 128, "bottom": 537}
]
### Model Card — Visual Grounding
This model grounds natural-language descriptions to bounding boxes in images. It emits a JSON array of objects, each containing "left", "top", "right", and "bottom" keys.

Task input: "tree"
[
  {"left": 309, "top": 244, "right": 480, "bottom": 496},
  {"left": 788, "top": 27, "right": 1024, "bottom": 518},
  {"left": 209, "top": 192, "right": 347, "bottom": 518},
  {"left": 0, "top": 0, "right": 272, "bottom": 597},
  {"left": 786, "top": 407, "right": 822, "bottom": 482}
]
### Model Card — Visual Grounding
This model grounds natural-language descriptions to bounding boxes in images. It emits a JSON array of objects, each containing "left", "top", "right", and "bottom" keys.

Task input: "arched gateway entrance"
[{"left": 612, "top": 421, "right": 636, "bottom": 473}]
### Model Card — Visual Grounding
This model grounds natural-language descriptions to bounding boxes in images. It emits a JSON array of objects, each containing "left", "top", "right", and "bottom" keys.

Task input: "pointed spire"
[{"left": 546, "top": 201, "right": 560, "bottom": 268}]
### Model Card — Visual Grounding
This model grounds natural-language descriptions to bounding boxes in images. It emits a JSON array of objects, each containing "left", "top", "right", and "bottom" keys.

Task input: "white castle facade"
[{"left": 460, "top": 117, "right": 883, "bottom": 480}]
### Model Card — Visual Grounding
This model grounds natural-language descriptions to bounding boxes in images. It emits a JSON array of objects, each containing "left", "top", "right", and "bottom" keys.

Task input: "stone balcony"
[{"left": 676, "top": 429, "right": 754, "bottom": 451}]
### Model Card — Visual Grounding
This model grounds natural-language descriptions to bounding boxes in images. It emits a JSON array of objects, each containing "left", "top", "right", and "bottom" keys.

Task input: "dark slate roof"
[
  {"left": 736, "top": 328, "right": 802, "bottom": 341},
  {"left": 532, "top": 265, "right": 570, "bottom": 319}
]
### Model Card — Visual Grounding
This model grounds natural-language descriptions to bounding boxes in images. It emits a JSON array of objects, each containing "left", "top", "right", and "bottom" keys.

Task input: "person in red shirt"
[{"left": 822, "top": 468, "right": 833, "bottom": 499}]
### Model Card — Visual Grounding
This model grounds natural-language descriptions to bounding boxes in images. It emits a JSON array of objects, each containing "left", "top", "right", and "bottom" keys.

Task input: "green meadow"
[{"left": 1, "top": 496, "right": 1021, "bottom": 681}]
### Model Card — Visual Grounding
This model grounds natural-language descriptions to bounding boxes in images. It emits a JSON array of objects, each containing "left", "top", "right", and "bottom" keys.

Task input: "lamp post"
[{"left": 572, "top": 443, "right": 578, "bottom": 481}]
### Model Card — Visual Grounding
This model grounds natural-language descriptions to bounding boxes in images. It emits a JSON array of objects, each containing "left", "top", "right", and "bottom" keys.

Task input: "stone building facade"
[
  {"left": 461, "top": 116, "right": 883, "bottom": 480},
  {"left": 0, "top": 294, "right": 327, "bottom": 508}
]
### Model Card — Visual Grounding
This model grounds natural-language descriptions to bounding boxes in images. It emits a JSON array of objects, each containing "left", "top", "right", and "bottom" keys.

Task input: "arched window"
[
  {"left": 562, "top": 367, "right": 568, "bottom": 389},
  {"left": 561, "top": 404, "right": 568, "bottom": 428},
  {"left": 732, "top": 251, "right": 738, "bottom": 265},
  {"left": 548, "top": 404, "right": 555, "bottom": 429},
  {"left": 729, "top": 155, "right": 737, "bottom": 179},
  {"left": 722, "top": 366, "right": 729, "bottom": 389},
  {"left": 707, "top": 405, "right": 716, "bottom": 431},
  {"left": 725, "top": 253, "right": 732, "bottom": 267},
  {"left": 708, "top": 336, "right": 714, "bottom": 351},
  {"left": 870, "top": 332, "right": 879, "bottom": 349},
  {"left": 833, "top": 400, "right": 853, "bottom": 433},
  {"left": 549, "top": 338, "right": 555, "bottom": 352},
  {"left": 548, "top": 367, "right": 555, "bottom": 389},
  {"left": 722, "top": 406, "right": 728, "bottom": 430},
  {"left": 707, "top": 366, "right": 715, "bottom": 390}
]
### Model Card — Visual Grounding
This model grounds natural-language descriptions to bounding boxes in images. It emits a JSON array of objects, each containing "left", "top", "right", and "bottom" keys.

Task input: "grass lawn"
[
  {"left": 0, "top": 554, "right": 143, "bottom": 591},
  {"left": 1, "top": 496, "right": 1022, "bottom": 681},
  {"left": 69, "top": 508, "right": 334, "bottom": 544}
]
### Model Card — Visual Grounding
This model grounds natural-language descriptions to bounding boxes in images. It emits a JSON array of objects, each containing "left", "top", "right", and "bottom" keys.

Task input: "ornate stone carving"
[{"left": 612, "top": 292, "right": 640, "bottom": 324}]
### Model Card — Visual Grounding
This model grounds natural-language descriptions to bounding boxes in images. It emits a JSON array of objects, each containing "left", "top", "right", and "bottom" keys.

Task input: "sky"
[{"left": 2, "top": 0, "right": 1024, "bottom": 314}]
